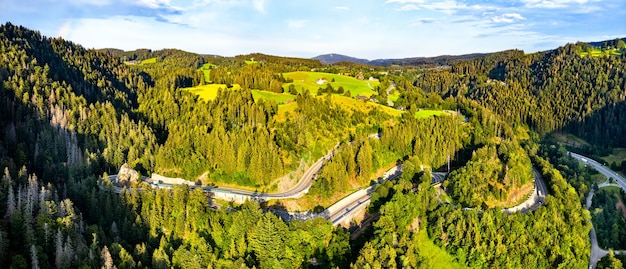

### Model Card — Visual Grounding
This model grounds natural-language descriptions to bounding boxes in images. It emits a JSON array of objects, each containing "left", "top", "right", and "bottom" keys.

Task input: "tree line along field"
[{"left": 282, "top": 71, "right": 380, "bottom": 97}]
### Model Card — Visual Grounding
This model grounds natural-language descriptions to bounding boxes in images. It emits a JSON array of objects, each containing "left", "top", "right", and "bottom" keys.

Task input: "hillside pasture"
[
  {"left": 182, "top": 84, "right": 241, "bottom": 101},
  {"left": 199, "top": 63, "right": 214, "bottom": 83},
  {"left": 250, "top": 90, "right": 296, "bottom": 105},
  {"left": 602, "top": 148, "right": 626, "bottom": 167},
  {"left": 415, "top": 109, "right": 448, "bottom": 119},
  {"left": 283, "top": 71, "right": 379, "bottom": 97},
  {"left": 331, "top": 95, "right": 403, "bottom": 117},
  {"left": 578, "top": 48, "right": 623, "bottom": 57},
  {"left": 141, "top": 57, "right": 157, "bottom": 64}
]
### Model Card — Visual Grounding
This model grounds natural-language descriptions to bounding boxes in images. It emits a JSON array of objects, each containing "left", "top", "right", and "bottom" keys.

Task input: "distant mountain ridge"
[
  {"left": 313, "top": 53, "right": 491, "bottom": 66},
  {"left": 312, "top": 54, "right": 370, "bottom": 65}
]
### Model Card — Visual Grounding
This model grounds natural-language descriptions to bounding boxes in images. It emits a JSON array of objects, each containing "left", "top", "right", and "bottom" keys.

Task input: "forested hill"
[
  {"left": 415, "top": 40, "right": 626, "bottom": 148},
  {"left": 0, "top": 22, "right": 598, "bottom": 269},
  {"left": 0, "top": 22, "right": 160, "bottom": 181}
]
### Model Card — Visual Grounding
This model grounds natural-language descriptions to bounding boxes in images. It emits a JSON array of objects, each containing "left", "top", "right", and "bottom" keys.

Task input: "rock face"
[{"left": 118, "top": 163, "right": 139, "bottom": 186}]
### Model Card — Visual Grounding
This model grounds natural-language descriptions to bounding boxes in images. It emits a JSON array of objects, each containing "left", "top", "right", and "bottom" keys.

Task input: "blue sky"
[{"left": 1, "top": 0, "right": 625, "bottom": 59}]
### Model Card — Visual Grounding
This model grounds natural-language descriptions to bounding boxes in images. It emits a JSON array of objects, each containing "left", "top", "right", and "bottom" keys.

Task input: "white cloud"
[
  {"left": 287, "top": 19, "right": 308, "bottom": 29},
  {"left": 252, "top": 0, "right": 265, "bottom": 13},
  {"left": 334, "top": 6, "right": 350, "bottom": 10},
  {"left": 521, "top": 0, "right": 590, "bottom": 8},
  {"left": 492, "top": 13, "right": 526, "bottom": 23},
  {"left": 390, "top": 0, "right": 497, "bottom": 15},
  {"left": 397, "top": 4, "right": 420, "bottom": 11}
]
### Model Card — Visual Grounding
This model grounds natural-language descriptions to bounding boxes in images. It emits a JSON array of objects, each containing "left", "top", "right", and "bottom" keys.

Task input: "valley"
[{"left": 0, "top": 22, "right": 625, "bottom": 268}]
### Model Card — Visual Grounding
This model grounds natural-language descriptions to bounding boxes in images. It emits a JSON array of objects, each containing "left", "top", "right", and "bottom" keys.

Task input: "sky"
[{"left": 1, "top": 0, "right": 625, "bottom": 59}]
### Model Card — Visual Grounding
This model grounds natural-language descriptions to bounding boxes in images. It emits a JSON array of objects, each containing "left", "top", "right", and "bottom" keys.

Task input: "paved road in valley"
[
  {"left": 210, "top": 143, "right": 340, "bottom": 200},
  {"left": 570, "top": 152, "right": 626, "bottom": 269}
]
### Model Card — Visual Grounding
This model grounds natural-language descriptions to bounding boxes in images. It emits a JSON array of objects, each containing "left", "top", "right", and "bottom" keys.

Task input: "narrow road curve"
[
  {"left": 502, "top": 168, "right": 547, "bottom": 214},
  {"left": 210, "top": 143, "right": 340, "bottom": 200},
  {"left": 569, "top": 151, "right": 626, "bottom": 269}
]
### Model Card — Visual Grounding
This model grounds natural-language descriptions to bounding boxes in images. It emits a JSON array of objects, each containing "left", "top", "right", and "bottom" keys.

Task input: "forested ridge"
[
  {"left": 415, "top": 41, "right": 626, "bottom": 147},
  {"left": 0, "top": 22, "right": 623, "bottom": 268}
]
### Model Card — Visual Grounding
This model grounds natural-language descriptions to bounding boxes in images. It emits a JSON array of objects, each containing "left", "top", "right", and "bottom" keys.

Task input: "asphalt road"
[
  {"left": 570, "top": 152, "right": 626, "bottom": 191},
  {"left": 569, "top": 152, "right": 626, "bottom": 269},
  {"left": 328, "top": 165, "right": 402, "bottom": 225},
  {"left": 212, "top": 144, "right": 338, "bottom": 200}
]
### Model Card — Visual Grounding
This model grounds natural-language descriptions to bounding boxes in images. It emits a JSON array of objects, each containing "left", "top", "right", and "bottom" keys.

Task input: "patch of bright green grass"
[
  {"left": 330, "top": 95, "right": 403, "bottom": 117},
  {"left": 416, "top": 229, "right": 466, "bottom": 269},
  {"left": 245, "top": 60, "right": 259, "bottom": 65},
  {"left": 282, "top": 71, "right": 378, "bottom": 97},
  {"left": 141, "top": 57, "right": 157, "bottom": 65},
  {"left": 602, "top": 148, "right": 626, "bottom": 167},
  {"left": 199, "top": 63, "right": 214, "bottom": 83},
  {"left": 250, "top": 90, "right": 295, "bottom": 105},
  {"left": 275, "top": 102, "right": 298, "bottom": 122},
  {"left": 415, "top": 110, "right": 447, "bottom": 119},
  {"left": 579, "top": 48, "right": 623, "bottom": 57},
  {"left": 389, "top": 90, "right": 401, "bottom": 103},
  {"left": 182, "top": 84, "right": 241, "bottom": 101}
]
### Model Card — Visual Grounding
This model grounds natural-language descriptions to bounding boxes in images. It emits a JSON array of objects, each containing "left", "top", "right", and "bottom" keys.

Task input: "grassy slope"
[
  {"left": 283, "top": 71, "right": 379, "bottom": 97},
  {"left": 200, "top": 63, "right": 213, "bottom": 83},
  {"left": 331, "top": 95, "right": 403, "bottom": 117},
  {"left": 602, "top": 148, "right": 626, "bottom": 167},
  {"left": 250, "top": 91, "right": 296, "bottom": 105},
  {"left": 578, "top": 48, "right": 623, "bottom": 57},
  {"left": 417, "top": 229, "right": 466, "bottom": 269},
  {"left": 141, "top": 57, "right": 157, "bottom": 64},
  {"left": 415, "top": 110, "right": 447, "bottom": 119},
  {"left": 182, "top": 84, "right": 242, "bottom": 101}
]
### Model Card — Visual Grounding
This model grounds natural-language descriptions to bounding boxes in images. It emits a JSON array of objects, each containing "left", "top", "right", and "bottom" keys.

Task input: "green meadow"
[
  {"left": 415, "top": 109, "right": 447, "bottom": 119},
  {"left": 578, "top": 48, "right": 623, "bottom": 57},
  {"left": 601, "top": 148, "right": 626, "bottom": 167},
  {"left": 140, "top": 57, "right": 157, "bottom": 64},
  {"left": 331, "top": 95, "right": 403, "bottom": 117},
  {"left": 250, "top": 90, "right": 296, "bottom": 104},
  {"left": 415, "top": 229, "right": 466, "bottom": 269},
  {"left": 388, "top": 89, "right": 401, "bottom": 103},
  {"left": 183, "top": 84, "right": 295, "bottom": 104},
  {"left": 199, "top": 63, "right": 214, "bottom": 83},
  {"left": 182, "top": 84, "right": 242, "bottom": 101},
  {"left": 283, "top": 71, "right": 379, "bottom": 97}
]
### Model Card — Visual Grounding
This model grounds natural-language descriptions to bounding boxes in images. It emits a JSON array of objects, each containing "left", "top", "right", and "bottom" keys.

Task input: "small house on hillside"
[
  {"left": 316, "top": 78, "right": 328, "bottom": 85},
  {"left": 355, "top": 95, "right": 368, "bottom": 101}
]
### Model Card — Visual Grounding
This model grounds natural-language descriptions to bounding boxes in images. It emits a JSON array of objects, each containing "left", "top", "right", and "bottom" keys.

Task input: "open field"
[
  {"left": 283, "top": 71, "right": 379, "bottom": 97},
  {"left": 415, "top": 109, "right": 447, "bottom": 119},
  {"left": 184, "top": 84, "right": 295, "bottom": 104},
  {"left": 388, "top": 89, "right": 401, "bottom": 103},
  {"left": 578, "top": 48, "right": 623, "bottom": 57},
  {"left": 184, "top": 83, "right": 405, "bottom": 123},
  {"left": 601, "top": 148, "right": 626, "bottom": 167},
  {"left": 182, "top": 84, "right": 241, "bottom": 101},
  {"left": 250, "top": 91, "right": 296, "bottom": 105},
  {"left": 141, "top": 57, "right": 157, "bottom": 64},
  {"left": 550, "top": 132, "right": 590, "bottom": 148},
  {"left": 331, "top": 95, "right": 403, "bottom": 117},
  {"left": 275, "top": 102, "right": 298, "bottom": 122},
  {"left": 416, "top": 229, "right": 466, "bottom": 269},
  {"left": 199, "top": 63, "right": 214, "bottom": 83}
]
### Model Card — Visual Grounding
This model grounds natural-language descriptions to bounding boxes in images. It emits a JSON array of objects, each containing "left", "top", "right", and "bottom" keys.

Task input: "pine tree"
[{"left": 101, "top": 245, "right": 115, "bottom": 269}]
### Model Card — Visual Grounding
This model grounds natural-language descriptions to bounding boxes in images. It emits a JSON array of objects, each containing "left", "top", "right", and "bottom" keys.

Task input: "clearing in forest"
[{"left": 283, "top": 71, "right": 379, "bottom": 97}]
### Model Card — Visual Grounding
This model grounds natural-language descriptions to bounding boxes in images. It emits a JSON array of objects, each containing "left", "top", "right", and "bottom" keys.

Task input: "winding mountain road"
[
  {"left": 106, "top": 131, "right": 546, "bottom": 228},
  {"left": 210, "top": 143, "right": 339, "bottom": 201}
]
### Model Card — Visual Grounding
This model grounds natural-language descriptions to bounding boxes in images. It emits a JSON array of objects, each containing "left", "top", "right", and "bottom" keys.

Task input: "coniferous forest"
[{"left": 1, "top": 22, "right": 626, "bottom": 268}]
